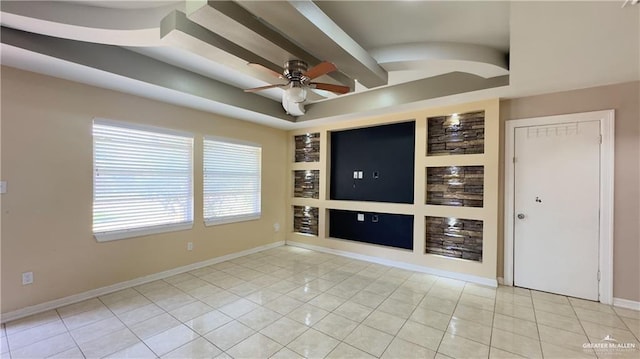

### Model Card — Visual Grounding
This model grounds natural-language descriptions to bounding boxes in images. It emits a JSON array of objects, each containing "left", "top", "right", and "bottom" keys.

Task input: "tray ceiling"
[{"left": 0, "top": 1, "right": 637, "bottom": 129}]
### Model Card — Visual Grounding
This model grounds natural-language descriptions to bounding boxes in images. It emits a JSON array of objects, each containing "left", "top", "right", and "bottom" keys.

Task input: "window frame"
[
  {"left": 92, "top": 118, "right": 194, "bottom": 242},
  {"left": 203, "top": 135, "right": 262, "bottom": 226}
]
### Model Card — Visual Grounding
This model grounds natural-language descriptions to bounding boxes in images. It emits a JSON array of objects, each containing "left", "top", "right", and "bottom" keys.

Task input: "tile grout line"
[
  {"left": 530, "top": 291, "right": 545, "bottom": 358},
  {"left": 613, "top": 307, "right": 640, "bottom": 343},
  {"left": 490, "top": 287, "right": 536, "bottom": 359},
  {"left": 184, "top": 258, "right": 279, "bottom": 358},
  {"left": 284, "top": 260, "right": 393, "bottom": 357},
  {"left": 488, "top": 284, "right": 498, "bottom": 359},
  {"left": 8, "top": 247, "right": 639, "bottom": 359},
  {"left": 218, "top": 251, "right": 344, "bottom": 357},
  {"left": 100, "top": 289, "right": 166, "bottom": 359},
  {"left": 158, "top": 256, "right": 271, "bottom": 357},
  {"left": 568, "top": 296, "right": 600, "bottom": 359},
  {"left": 7, "top": 309, "right": 79, "bottom": 357},
  {"left": 259, "top": 256, "right": 360, "bottom": 357},
  {"left": 353, "top": 270, "right": 427, "bottom": 357},
  {"left": 431, "top": 280, "right": 464, "bottom": 356},
  {"left": 52, "top": 306, "right": 84, "bottom": 359}
]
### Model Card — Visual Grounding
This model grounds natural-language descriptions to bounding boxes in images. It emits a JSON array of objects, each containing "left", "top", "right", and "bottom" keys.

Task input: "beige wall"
[
  {"left": 286, "top": 100, "right": 501, "bottom": 284},
  {"left": 0, "top": 67, "right": 288, "bottom": 313},
  {"left": 500, "top": 81, "right": 640, "bottom": 302},
  {"left": 2, "top": 63, "right": 637, "bottom": 314}
]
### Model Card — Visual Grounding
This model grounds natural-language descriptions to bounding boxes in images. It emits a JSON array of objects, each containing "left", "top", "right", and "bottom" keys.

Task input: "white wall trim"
[
  {"left": 1, "top": 241, "right": 285, "bottom": 323},
  {"left": 503, "top": 110, "right": 614, "bottom": 304},
  {"left": 287, "top": 241, "right": 498, "bottom": 287},
  {"left": 613, "top": 298, "right": 640, "bottom": 311}
]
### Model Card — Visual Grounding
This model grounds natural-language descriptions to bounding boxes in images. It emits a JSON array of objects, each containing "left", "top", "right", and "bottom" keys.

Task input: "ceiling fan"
[{"left": 244, "top": 60, "right": 351, "bottom": 116}]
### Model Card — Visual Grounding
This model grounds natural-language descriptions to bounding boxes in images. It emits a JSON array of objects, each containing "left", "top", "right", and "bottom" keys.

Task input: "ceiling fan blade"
[
  {"left": 244, "top": 84, "right": 286, "bottom": 92},
  {"left": 303, "top": 61, "right": 337, "bottom": 80},
  {"left": 247, "top": 63, "right": 283, "bottom": 79},
  {"left": 310, "top": 82, "right": 350, "bottom": 94}
]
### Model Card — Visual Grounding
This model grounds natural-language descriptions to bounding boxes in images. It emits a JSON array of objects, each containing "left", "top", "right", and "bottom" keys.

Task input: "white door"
[{"left": 513, "top": 120, "right": 600, "bottom": 300}]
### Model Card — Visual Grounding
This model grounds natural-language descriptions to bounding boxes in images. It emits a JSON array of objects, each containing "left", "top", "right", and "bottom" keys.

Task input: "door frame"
[{"left": 504, "top": 110, "right": 614, "bottom": 304}]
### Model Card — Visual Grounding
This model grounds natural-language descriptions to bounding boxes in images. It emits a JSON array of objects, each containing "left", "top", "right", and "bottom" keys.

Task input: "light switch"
[
  {"left": 353, "top": 171, "right": 358, "bottom": 179},
  {"left": 0, "top": 181, "right": 6, "bottom": 194},
  {"left": 357, "top": 213, "right": 365, "bottom": 221},
  {"left": 358, "top": 171, "right": 363, "bottom": 179}
]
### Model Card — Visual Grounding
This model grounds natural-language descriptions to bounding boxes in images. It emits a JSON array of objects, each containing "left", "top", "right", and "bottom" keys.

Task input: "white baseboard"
[
  {"left": 286, "top": 240, "right": 498, "bottom": 288},
  {"left": 1, "top": 241, "right": 285, "bottom": 323},
  {"left": 613, "top": 297, "right": 640, "bottom": 311}
]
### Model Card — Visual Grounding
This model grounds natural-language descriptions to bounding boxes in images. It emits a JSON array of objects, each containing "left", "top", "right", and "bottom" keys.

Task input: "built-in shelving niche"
[
  {"left": 426, "top": 166, "right": 484, "bottom": 207},
  {"left": 425, "top": 110, "right": 486, "bottom": 262},
  {"left": 329, "top": 209, "right": 414, "bottom": 250},
  {"left": 294, "top": 170, "right": 320, "bottom": 199},
  {"left": 294, "top": 133, "right": 320, "bottom": 162},
  {"left": 293, "top": 206, "right": 319, "bottom": 236},
  {"left": 329, "top": 121, "right": 415, "bottom": 204},
  {"left": 426, "top": 216, "right": 483, "bottom": 262},
  {"left": 427, "top": 111, "right": 485, "bottom": 155}
]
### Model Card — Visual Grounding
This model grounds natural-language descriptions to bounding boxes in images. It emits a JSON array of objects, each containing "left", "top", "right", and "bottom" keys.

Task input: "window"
[
  {"left": 204, "top": 137, "right": 261, "bottom": 225},
  {"left": 93, "top": 119, "right": 193, "bottom": 241}
]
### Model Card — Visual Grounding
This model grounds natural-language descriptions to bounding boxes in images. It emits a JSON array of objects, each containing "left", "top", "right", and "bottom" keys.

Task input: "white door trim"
[{"left": 504, "top": 110, "right": 614, "bottom": 304}]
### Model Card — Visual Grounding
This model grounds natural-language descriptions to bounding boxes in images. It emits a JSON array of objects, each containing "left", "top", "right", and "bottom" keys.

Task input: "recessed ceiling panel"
[{"left": 316, "top": 1, "right": 510, "bottom": 51}]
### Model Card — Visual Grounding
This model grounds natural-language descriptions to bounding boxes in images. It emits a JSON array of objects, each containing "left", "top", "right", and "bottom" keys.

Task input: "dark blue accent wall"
[
  {"left": 330, "top": 121, "right": 415, "bottom": 204},
  {"left": 329, "top": 210, "right": 414, "bottom": 250}
]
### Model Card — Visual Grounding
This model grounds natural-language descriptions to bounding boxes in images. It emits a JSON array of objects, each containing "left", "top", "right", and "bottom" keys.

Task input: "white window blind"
[
  {"left": 204, "top": 137, "right": 261, "bottom": 225},
  {"left": 93, "top": 119, "right": 193, "bottom": 241}
]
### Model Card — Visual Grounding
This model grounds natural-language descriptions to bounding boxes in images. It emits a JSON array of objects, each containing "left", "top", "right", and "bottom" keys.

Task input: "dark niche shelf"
[{"left": 329, "top": 209, "right": 413, "bottom": 250}]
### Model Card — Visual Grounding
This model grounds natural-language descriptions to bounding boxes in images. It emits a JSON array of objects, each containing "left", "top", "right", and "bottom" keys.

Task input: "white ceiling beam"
[
  {"left": 186, "top": 0, "right": 354, "bottom": 89},
  {"left": 237, "top": 0, "right": 387, "bottom": 88},
  {"left": 0, "top": 26, "right": 294, "bottom": 122},
  {"left": 299, "top": 73, "right": 509, "bottom": 122},
  {"left": 161, "top": 10, "right": 284, "bottom": 76},
  {"left": 0, "top": 0, "right": 181, "bottom": 46},
  {"left": 161, "top": 11, "right": 337, "bottom": 102}
]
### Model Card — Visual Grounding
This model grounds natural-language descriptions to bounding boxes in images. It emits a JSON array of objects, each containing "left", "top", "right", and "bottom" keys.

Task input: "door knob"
[{"left": 517, "top": 213, "right": 525, "bottom": 219}]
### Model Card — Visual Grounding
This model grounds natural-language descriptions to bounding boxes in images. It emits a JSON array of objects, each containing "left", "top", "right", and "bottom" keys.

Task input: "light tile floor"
[{"left": 2, "top": 246, "right": 639, "bottom": 359}]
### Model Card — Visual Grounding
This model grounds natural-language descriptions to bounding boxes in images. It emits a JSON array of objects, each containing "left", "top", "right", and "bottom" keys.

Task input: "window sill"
[{"left": 94, "top": 222, "right": 193, "bottom": 242}]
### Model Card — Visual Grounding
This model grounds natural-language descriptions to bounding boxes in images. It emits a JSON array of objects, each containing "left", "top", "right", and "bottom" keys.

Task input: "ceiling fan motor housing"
[{"left": 283, "top": 60, "right": 310, "bottom": 84}]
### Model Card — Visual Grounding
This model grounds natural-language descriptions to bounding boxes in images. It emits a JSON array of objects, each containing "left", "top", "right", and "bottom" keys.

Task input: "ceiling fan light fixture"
[
  {"left": 245, "top": 60, "right": 346, "bottom": 116},
  {"left": 285, "top": 83, "right": 307, "bottom": 103},
  {"left": 282, "top": 83, "right": 306, "bottom": 116}
]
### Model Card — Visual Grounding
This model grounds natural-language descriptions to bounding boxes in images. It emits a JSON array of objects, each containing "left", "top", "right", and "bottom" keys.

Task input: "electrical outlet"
[
  {"left": 22, "top": 271, "right": 33, "bottom": 285},
  {"left": 273, "top": 223, "right": 280, "bottom": 232},
  {"left": 0, "top": 181, "right": 6, "bottom": 194},
  {"left": 187, "top": 242, "right": 193, "bottom": 251}
]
